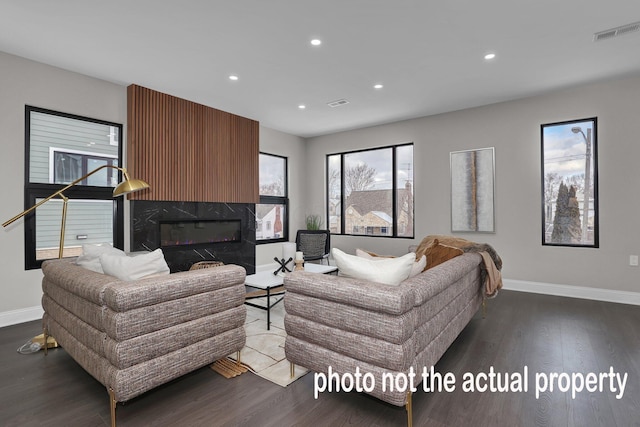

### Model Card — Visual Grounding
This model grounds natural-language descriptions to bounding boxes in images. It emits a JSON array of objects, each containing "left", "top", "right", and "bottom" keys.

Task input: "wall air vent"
[
  {"left": 327, "top": 99, "right": 350, "bottom": 108},
  {"left": 594, "top": 22, "right": 640, "bottom": 41}
]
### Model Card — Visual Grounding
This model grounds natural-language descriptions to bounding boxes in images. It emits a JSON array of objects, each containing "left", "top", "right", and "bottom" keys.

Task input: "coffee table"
[{"left": 244, "top": 263, "right": 338, "bottom": 330}]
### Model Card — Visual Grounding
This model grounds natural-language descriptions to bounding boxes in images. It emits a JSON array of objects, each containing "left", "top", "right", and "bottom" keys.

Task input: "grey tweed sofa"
[
  {"left": 284, "top": 252, "right": 484, "bottom": 426},
  {"left": 41, "top": 258, "right": 247, "bottom": 427}
]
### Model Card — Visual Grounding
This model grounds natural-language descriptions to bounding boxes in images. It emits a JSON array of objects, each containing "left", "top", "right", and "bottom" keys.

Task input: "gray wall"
[
  {"left": 306, "top": 74, "right": 640, "bottom": 294},
  {"left": 0, "top": 51, "right": 127, "bottom": 319}
]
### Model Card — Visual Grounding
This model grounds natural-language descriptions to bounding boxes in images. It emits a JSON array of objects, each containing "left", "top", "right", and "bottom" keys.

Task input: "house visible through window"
[
  {"left": 53, "top": 150, "right": 117, "bottom": 185},
  {"left": 327, "top": 143, "right": 414, "bottom": 238},
  {"left": 24, "top": 106, "right": 124, "bottom": 269},
  {"left": 256, "top": 153, "right": 288, "bottom": 243}
]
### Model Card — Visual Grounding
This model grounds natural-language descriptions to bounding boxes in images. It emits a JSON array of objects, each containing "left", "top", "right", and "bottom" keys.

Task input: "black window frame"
[
  {"left": 256, "top": 152, "right": 289, "bottom": 245},
  {"left": 540, "top": 117, "right": 599, "bottom": 248},
  {"left": 23, "top": 106, "right": 124, "bottom": 270},
  {"left": 326, "top": 142, "right": 414, "bottom": 239}
]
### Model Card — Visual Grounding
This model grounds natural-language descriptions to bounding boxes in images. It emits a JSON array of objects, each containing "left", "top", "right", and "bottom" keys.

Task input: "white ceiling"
[{"left": 1, "top": 1, "right": 640, "bottom": 138}]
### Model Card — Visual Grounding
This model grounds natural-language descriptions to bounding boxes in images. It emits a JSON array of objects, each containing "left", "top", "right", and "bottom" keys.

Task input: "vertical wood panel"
[{"left": 126, "top": 85, "right": 259, "bottom": 203}]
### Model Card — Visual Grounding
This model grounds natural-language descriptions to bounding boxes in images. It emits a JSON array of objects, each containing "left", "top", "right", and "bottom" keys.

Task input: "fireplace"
[
  {"left": 160, "top": 220, "right": 242, "bottom": 247},
  {"left": 131, "top": 201, "right": 256, "bottom": 273}
]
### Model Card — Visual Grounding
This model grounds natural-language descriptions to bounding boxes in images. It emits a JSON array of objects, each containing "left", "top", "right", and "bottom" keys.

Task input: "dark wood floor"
[{"left": 1, "top": 290, "right": 638, "bottom": 427}]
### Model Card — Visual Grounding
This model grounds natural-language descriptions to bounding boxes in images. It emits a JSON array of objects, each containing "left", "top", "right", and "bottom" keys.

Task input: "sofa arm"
[
  {"left": 284, "top": 271, "right": 414, "bottom": 316},
  {"left": 104, "top": 265, "right": 246, "bottom": 312}
]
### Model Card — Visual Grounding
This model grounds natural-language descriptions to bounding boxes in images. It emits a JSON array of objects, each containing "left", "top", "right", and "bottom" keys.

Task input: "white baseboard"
[
  {"left": 0, "top": 306, "right": 44, "bottom": 328},
  {"left": 503, "top": 279, "right": 640, "bottom": 306}
]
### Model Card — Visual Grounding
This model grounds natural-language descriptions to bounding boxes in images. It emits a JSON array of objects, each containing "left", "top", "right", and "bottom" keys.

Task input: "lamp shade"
[{"left": 113, "top": 178, "right": 150, "bottom": 197}]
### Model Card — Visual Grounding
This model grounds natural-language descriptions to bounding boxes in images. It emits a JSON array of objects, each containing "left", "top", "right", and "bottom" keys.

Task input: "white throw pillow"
[
  {"left": 76, "top": 243, "right": 126, "bottom": 273},
  {"left": 100, "top": 248, "right": 170, "bottom": 281},
  {"left": 332, "top": 248, "right": 415, "bottom": 286},
  {"left": 355, "top": 248, "right": 426, "bottom": 278},
  {"left": 409, "top": 255, "right": 427, "bottom": 278}
]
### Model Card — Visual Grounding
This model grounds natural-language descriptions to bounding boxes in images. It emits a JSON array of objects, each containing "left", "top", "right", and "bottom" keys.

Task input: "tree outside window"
[
  {"left": 541, "top": 118, "right": 598, "bottom": 247},
  {"left": 327, "top": 143, "right": 414, "bottom": 238}
]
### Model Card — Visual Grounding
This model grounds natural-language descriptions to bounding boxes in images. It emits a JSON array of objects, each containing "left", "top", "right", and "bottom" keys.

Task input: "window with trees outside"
[
  {"left": 24, "top": 106, "right": 124, "bottom": 269},
  {"left": 256, "top": 153, "right": 288, "bottom": 243},
  {"left": 541, "top": 117, "right": 598, "bottom": 247},
  {"left": 327, "top": 143, "right": 414, "bottom": 238}
]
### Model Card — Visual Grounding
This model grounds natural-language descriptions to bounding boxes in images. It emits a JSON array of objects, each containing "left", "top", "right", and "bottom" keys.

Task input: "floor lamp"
[{"left": 2, "top": 165, "right": 150, "bottom": 259}]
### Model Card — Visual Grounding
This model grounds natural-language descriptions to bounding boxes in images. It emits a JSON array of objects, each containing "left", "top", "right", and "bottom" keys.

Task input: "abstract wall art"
[{"left": 450, "top": 147, "right": 495, "bottom": 233}]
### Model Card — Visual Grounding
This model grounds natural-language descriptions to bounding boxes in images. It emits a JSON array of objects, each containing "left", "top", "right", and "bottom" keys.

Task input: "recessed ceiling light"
[
  {"left": 229, "top": 74, "right": 239, "bottom": 81},
  {"left": 374, "top": 84, "right": 384, "bottom": 89},
  {"left": 484, "top": 53, "right": 496, "bottom": 60},
  {"left": 310, "top": 39, "right": 322, "bottom": 46},
  {"left": 298, "top": 104, "right": 306, "bottom": 109}
]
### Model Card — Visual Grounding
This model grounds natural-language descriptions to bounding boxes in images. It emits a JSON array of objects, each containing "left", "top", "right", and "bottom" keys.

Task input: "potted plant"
[{"left": 305, "top": 214, "right": 324, "bottom": 230}]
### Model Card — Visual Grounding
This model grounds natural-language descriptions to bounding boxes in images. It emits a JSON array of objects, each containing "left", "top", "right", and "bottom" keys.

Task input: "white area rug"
[{"left": 230, "top": 300, "right": 309, "bottom": 387}]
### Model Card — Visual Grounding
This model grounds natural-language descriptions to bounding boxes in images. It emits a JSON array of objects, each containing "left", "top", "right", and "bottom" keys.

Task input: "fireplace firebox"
[{"left": 160, "top": 220, "right": 241, "bottom": 248}]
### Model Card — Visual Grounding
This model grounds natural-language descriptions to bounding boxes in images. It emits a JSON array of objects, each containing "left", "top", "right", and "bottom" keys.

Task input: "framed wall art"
[
  {"left": 450, "top": 147, "right": 495, "bottom": 233},
  {"left": 541, "top": 117, "right": 598, "bottom": 247}
]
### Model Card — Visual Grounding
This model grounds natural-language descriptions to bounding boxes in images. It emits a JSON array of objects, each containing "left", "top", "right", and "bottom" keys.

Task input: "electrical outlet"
[{"left": 630, "top": 255, "right": 639, "bottom": 267}]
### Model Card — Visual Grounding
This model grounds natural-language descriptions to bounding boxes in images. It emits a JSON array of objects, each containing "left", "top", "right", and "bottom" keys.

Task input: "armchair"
[{"left": 295, "top": 229, "right": 330, "bottom": 265}]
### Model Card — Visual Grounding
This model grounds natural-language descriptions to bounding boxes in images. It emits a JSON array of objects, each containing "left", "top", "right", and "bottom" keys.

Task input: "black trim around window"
[
  {"left": 23, "top": 106, "right": 124, "bottom": 270},
  {"left": 256, "top": 152, "right": 289, "bottom": 245},
  {"left": 326, "top": 143, "right": 414, "bottom": 239},
  {"left": 540, "top": 117, "right": 599, "bottom": 248}
]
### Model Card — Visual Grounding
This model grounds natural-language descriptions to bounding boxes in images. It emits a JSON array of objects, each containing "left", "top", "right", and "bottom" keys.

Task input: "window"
[
  {"left": 541, "top": 118, "right": 598, "bottom": 247},
  {"left": 52, "top": 149, "right": 117, "bottom": 185},
  {"left": 256, "top": 153, "right": 288, "bottom": 243},
  {"left": 327, "top": 143, "right": 414, "bottom": 238},
  {"left": 24, "top": 106, "right": 124, "bottom": 269}
]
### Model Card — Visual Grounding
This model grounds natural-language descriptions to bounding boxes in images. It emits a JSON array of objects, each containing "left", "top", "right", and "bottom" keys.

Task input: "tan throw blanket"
[
  {"left": 415, "top": 235, "right": 503, "bottom": 297},
  {"left": 478, "top": 251, "right": 502, "bottom": 298}
]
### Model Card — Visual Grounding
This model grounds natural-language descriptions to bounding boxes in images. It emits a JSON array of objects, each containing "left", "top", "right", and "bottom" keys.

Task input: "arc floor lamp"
[{"left": 2, "top": 165, "right": 150, "bottom": 259}]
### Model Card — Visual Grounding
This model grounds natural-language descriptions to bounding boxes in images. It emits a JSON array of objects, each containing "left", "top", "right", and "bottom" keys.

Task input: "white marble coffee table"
[{"left": 245, "top": 263, "right": 337, "bottom": 330}]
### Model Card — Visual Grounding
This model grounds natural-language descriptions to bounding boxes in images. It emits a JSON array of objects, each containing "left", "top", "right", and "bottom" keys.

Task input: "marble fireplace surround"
[{"left": 131, "top": 200, "right": 256, "bottom": 274}]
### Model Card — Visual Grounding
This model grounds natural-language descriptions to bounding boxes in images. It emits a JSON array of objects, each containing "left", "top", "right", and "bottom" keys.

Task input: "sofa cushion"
[
  {"left": 355, "top": 248, "right": 426, "bottom": 278},
  {"left": 332, "top": 248, "right": 415, "bottom": 286},
  {"left": 100, "top": 248, "right": 170, "bottom": 281},
  {"left": 76, "top": 243, "right": 126, "bottom": 273},
  {"left": 423, "top": 239, "right": 463, "bottom": 270}
]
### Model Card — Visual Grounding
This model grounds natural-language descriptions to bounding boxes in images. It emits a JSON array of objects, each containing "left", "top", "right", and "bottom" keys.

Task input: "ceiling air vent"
[
  {"left": 327, "top": 99, "right": 349, "bottom": 108},
  {"left": 594, "top": 22, "right": 640, "bottom": 41}
]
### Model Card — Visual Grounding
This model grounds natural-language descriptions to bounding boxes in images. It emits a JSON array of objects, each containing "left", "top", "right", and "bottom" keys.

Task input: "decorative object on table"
[
  {"left": 294, "top": 251, "right": 304, "bottom": 271},
  {"left": 541, "top": 118, "right": 598, "bottom": 247},
  {"left": 273, "top": 257, "right": 293, "bottom": 276},
  {"left": 450, "top": 147, "right": 495, "bottom": 233},
  {"left": 295, "top": 229, "right": 330, "bottom": 264},
  {"left": 272, "top": 241, "right": 296, "bottom": 275},
  {"left": 2, "top": 165, "right": 149, "bottom": 259}
]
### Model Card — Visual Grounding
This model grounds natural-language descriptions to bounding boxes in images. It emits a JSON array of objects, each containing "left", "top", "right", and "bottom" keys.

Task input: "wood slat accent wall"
[{"left": 126, "top": 84, "right": 259, "bottom": 203}]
